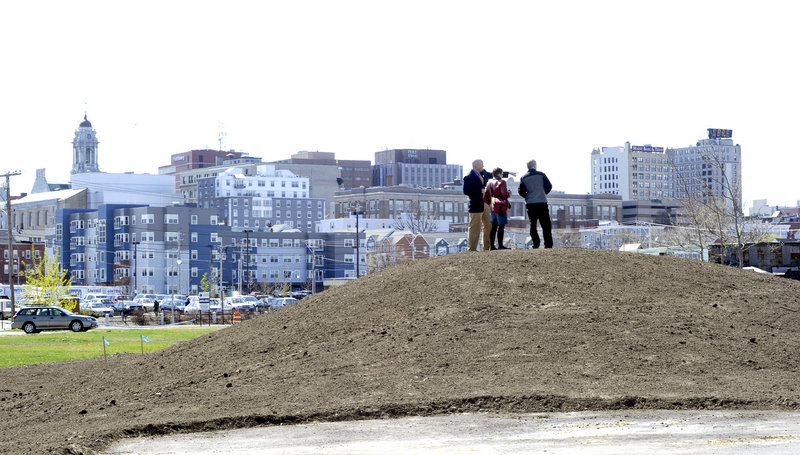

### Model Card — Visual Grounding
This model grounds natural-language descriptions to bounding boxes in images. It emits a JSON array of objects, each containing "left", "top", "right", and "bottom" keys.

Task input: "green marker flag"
[{"left": 140, "top": 334, "right": 152, "bottom": 354}]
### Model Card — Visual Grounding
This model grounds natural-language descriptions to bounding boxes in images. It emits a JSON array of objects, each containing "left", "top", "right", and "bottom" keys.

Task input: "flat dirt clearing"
[{"left": 1, "top": 249, "right": 798, "bottom": 454}]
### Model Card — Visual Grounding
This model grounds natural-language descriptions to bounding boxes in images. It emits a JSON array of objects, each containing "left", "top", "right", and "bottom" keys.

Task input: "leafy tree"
[
  {"left": 21, "top": 248, "right": 73, "bottom": 309},
  {"left": 200, "top": 272, "right": 210, "bottom": 293}
]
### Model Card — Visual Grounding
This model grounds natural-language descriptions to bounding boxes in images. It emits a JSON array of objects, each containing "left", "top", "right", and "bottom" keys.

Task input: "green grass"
[{"left": 0, "top": 326, "right": 224, "bottom": 368}]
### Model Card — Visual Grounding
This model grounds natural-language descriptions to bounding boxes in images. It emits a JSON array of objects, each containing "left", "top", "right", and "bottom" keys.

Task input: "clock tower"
[{"left": 71, "top": 114, "right": 100, "bottom": 174}]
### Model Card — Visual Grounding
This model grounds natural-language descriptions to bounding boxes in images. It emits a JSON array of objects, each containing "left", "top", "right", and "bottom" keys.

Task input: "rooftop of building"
[{"left": 11, "top": 188, "right": 86, "bottom": 205}]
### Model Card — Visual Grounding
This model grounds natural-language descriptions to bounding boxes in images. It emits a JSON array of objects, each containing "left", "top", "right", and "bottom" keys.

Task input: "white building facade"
[
  {"left": 591, "top": 142, "right": 673, "bottom": 200},
  {"left": 198, "top": 165, "right": 324, "bottom": 232}
]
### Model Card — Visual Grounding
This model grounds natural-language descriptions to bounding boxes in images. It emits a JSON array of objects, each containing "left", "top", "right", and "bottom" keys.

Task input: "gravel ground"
[
  {"left": 105, "top": 410, "right": 800, "bottom": 455},
  {"left": 0, "top": 249, "right": 798, "bottom": 454}
]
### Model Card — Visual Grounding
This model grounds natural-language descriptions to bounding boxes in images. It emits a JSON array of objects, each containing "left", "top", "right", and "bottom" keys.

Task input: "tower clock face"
[{"left": 87, "top": 134, "right": 92, "bottom": 139}]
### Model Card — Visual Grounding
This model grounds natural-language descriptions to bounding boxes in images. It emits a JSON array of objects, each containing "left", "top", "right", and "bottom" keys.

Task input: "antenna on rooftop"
[{"left": 218, "top": 122, "right": 227, "bottom": 151}]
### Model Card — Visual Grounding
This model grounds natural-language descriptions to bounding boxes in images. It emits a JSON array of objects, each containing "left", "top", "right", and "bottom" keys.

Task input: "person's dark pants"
[{"left": 526, "top": 203, "right": 553, "bottom": 249}]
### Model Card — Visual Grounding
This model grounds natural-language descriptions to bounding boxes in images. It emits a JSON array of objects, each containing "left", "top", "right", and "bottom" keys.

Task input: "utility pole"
[
  {"left": 352, "top": 209, "right": 363, "bottom": 278},
  {"left": 131, "top": 241, "right": 140, "bottom": 296},
  {"left": 243, "top": 229, "right": 252, "bottom": 294},
  {"left": 308, "top": 243, "right": 317, "bottom": 295},
  {"left": 3, "top": 171, "right": 21, "bottom": 315},
  {"left": 206, "top": 244, "right": 215, "bottom": 297},
  {"left": 218, "top": 244, "right": 225, "bottom": 324}
]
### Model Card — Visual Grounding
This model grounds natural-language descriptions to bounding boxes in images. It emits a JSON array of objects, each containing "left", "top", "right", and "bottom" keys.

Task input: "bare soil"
[{"left": 1, "top": 249, "right": 798, "bottom": 454}]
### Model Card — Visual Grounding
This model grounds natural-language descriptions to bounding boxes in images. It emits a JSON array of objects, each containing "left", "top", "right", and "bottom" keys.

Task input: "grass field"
[{"left": 0, "top": 326, "right": 224, "bottom": 368}]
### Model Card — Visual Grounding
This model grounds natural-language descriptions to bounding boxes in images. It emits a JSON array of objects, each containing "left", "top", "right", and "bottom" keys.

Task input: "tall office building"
[
  {"left": 591, "top": 142, "right": 674, "bottom": 200},
  {"left": 668, "top": 129, "right": 742, "bottom": 210},
  {"left": 372, "top": 149, "right": 462, "bottom": 188}
]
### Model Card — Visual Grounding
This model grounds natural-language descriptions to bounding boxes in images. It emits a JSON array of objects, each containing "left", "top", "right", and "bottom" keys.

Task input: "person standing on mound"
[
  {"left": 518, "top": 159, "right": 553, "bottom": 249},
  {"left": 463, "top": 159, "right": 493, "bottom": 251},
  {"left": 484, "top": 167, "right": 511, "bottom": 250}
]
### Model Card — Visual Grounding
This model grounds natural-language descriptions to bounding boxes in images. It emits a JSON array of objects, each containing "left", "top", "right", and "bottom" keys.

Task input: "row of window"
[
  {"left": 233, "top": 209, "right": 322, "bottom": 219},
  {"left": 2, "top": 249, "right": 40, "bottom": 259},
  {"left": 223, "top": 178, "right": 307, "bottom": 189},
  {"left": 339, "top": 200, "right": 469, "bottom": 214},
  {"left": 632, "top": 190, "right": 675, "bottom": 198},
  {"left": 114, "top": 214, "right": 217, "bottom": 226}
]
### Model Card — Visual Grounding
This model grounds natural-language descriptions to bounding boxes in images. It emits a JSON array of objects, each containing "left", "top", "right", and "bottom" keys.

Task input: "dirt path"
[{"left": 105, "top": 411, "right": 800, "bottom": 455}]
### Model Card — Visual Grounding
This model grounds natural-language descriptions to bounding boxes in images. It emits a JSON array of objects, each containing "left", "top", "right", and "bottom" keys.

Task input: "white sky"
[{"left": 2, "top": 0, "right": 799, "bottom": 208}]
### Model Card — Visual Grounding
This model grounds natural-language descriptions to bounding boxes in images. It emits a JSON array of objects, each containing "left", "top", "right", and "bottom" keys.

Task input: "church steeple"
[{"left": 72, "top": 113, "right": 100, "bottom": 174}]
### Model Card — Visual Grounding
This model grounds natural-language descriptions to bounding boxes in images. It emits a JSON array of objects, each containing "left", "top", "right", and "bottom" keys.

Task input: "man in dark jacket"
[
  {"left": 463, "top": 159, "right": 493, "bottom": 251},
  {"left": 518, "top": 159, "right": 553, "bottom": 248}
]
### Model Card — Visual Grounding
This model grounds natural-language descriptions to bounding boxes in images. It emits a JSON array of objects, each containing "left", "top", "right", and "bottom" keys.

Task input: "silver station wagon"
[{"left": 11, "top": 306, "right": 99, "bottom": 334}]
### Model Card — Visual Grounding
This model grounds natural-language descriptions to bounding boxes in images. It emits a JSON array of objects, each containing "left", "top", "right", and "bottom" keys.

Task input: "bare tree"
[
  {"left": 555, "top": 229, "right": 582, "bottom": 248},
  {"left": 392, "top": 201, "right": 441, "bottom": 234},
  {"left": 672, "top": 147, "right": 770, "bottom": 266}
]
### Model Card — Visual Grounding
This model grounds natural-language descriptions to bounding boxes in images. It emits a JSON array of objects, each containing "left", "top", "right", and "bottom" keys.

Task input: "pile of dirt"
[{"left": 1, "top": 249, "right": 798, "bottom": 454}]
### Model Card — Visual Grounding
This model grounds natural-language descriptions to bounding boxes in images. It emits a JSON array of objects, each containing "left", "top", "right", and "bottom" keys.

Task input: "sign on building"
[{"left": 707, "top": 128, "right": 733, "bottom": 139}]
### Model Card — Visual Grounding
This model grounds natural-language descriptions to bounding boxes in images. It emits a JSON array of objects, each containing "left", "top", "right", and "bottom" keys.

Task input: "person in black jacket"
[
  {"left": 463, "top": 159, "right": 493, "bottom": 251},
  {"left": 518, "top": 159, "right": 553, "bottom": 248}
]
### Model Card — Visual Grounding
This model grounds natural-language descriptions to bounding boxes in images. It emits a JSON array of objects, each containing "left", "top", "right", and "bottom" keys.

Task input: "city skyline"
[{"left": 3, "top": 1, "right": 799, "bottom": 208}]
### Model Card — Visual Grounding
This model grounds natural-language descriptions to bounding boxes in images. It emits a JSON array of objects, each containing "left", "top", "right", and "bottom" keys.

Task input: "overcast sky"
[{"left": 2, "top": 1, "right": 798, "bottom": 208}]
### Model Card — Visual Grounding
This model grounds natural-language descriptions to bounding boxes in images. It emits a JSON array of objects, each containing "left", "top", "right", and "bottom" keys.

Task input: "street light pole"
[{"left": 175, "top": 257, "right": 182, "bottom": 324}]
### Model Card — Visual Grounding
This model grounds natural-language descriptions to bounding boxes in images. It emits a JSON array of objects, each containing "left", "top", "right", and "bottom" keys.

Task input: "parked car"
[
  {"left": 242, "top": 295, "right": 260, "bottom": 308},
  {"left": 185, "top": 298, "right": 225, "bottom": 314},
  {"left": 83, "top": 293, "right": 111, "bottom": 303},
  {"left": 136, "top": 298, "right": 156, "bottom": 312},
  {"left": 268, "top": 297, "right": 297, "bottom": 310},
  {"left": 83, "top": 301, "right": 114, "bottom": 317},
  {"left": 160, "top": 295, "right": 187, "bottom": 313},
  {"left": 223, "top": 296, "right": 256, "bottom": 312},
  {"left": 133, "top": 293, "right": 159, "bottom": 303},
  {"left": 1, "top": 297, "right": 11, "bottom": 318},
  {"left": 210, "top": 298, "right": 226, "bottom": 312},
  {"left": 112, "top": 300, "right": 144, "bottom": 316},
  {"left": 12, "top": 306, "right": 98, "bottom": 333},
  {"left": 291, "top": 290, "right": 312, "bottom": 300},
  {"left": 183, "top": 300, "right": 202, "bottom": 315}
]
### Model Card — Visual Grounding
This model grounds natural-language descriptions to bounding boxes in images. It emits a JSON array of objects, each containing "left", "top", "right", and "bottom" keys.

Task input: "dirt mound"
[{"left": 1, "top": 249, "right": 799, "bottom": 454}]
